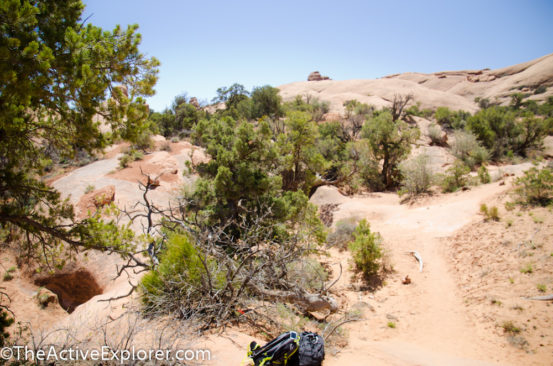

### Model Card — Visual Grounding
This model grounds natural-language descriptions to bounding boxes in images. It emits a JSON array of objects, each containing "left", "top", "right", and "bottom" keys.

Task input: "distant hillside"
[{"left": 278, "top": 53, "right": 553, "bottom": 114}]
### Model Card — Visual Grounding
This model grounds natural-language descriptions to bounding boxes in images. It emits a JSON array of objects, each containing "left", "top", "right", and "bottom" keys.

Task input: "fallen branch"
[
  {"left": 323, "top": 317, "right": 360, "bottom": 341},
  {"left": 322, "top": 263, "right": 342, "bottom": 294},
  {"left": 251, "top": 285, "right": 338, "bottom": 313},
  {"left": 523, "top": 294, "right": 553, "bottom": 301},
  {"left": 409, "top": 251, "right": 423, "bottom": 272}
]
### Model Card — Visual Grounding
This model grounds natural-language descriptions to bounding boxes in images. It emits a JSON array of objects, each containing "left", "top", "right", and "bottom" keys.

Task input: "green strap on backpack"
[{"left": 247, "top": 331, "right": 300, "bottom": 366}]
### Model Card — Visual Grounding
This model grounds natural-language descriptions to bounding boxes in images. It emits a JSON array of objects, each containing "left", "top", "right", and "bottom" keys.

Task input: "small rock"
[
  {"left": 402, "top": 275, "right": 411, "bottom": 285},
  {"left": 36, "top": 288, "right": 58, "bottom": 308}
]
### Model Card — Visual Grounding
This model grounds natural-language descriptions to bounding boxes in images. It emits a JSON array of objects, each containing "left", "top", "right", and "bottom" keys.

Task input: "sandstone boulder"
[
  {"left": 189, "top": 97, "right": 200, "bottom": 109},
  {"left": 308, "top": 71, "right": 331, "bottom": 81},
  {"left": 92, "top": 185, "right": 116, "bottom": 207}
]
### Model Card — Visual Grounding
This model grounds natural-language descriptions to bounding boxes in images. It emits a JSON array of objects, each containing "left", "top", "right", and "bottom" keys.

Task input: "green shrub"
[
  {"left": 479, "top": 203, "right": 487, "bottom": 214},
  {"left": 435, "top": 107, "right": 470, "bottom": 129},
  {"left": 467, "top": 106, "right": 549, "bottom": 159},
  {"left": 514, "top": 167, "right": 553, "bottom": 206},
  {"left": 520, "top": 263, "right": 533, "bottom": 274},
  {"left": 133, "top": 128, "right": 154, "bottom": 151},
  {"left": 348, "top": 219, "right": 382, "bottom": 277},
  {"left": 119, "top": 149, "right": 144, "bottom": 169},
  {"left": 537, "top": 284, "right": 546, "bottom": 292},
  {"left": 140, "top": 233, "right": 223, "bottom": 314},
  {"left": 480, "top": 204, "right": 500, "bottom": 221},
  {"left": 0, "top": 311, "right": 13, "bottom": 347},
  {"left": 478, "top": 165, "right": 491, "bottom": 184},
  {"left": 450, "top": 130, "right": 489, "bottom": 169},
  {"left": 399, "top": 154, "right": 435, "bottom": 196},
  {"left": 405, "top": 103, "right": 433, "bottom": 118},
  {"left": 488, "top": 206, "right": 500, "bottom": 221},
  {"left": 286, "top": 96, "right": 330, "bottom": 122},
  {"left": 440, "top": 160, "right": 470, "bottom": 193},
  {"left": 534, "top": 85, "right": 546, "bottom": 95},
  {"left": 84, "top": 184, "right": 95, "bottom": 194},
  {"left": 2, "top": 273, "right": 13, "bottom": 281},
  {"left": 501, "top": 321, "right": 521, "bottom": 334},
  {"left": 435, "top": 107, "right": 453, "bottom": 127},
  {"left": 474, "top": 97, "right": 492, "bottom": 109}
]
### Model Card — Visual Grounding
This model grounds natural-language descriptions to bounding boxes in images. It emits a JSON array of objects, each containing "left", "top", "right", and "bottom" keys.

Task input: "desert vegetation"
[{"left": 1, "top": 1, "right": 553, "bottom": 364}]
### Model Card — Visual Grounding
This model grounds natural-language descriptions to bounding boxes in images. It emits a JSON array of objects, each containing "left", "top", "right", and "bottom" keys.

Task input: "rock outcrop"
[
  {"left": 77, "top": 185, "right": 115, "bottom": 216},
  {"left": 189, "top": 97, "right": 200, "bottom": 109},
  {"left": 308, "top": 71, "right": 330, "bottom": 81}
]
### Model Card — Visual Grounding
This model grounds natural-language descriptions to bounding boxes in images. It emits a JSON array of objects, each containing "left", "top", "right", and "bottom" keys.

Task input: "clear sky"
[{"left": 82, "top": 0, "right": 553, "bottom": 112}]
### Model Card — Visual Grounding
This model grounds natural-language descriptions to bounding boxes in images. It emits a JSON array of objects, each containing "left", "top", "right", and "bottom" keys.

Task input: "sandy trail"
[{"left": 312, "top": 182, "right": 517, "bottom": 365}]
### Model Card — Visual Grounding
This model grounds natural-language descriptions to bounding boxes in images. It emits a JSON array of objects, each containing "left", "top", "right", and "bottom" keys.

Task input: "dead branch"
[
  {"left": 391, "top": 93, "right": 413, "bottom": 122},
  {"left": 409, "top": 251, "right": 423, "bottom": 272},
  {"left": 251, "top": 284, "right": 338, "bottom": 313},
  {"left": 523, "top": 294, "right": 553, "bottom": 301}
]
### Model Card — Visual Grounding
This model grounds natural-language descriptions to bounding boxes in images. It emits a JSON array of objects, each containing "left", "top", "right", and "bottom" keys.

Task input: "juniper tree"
[{"left": 0, "top": 0, "right": 159, "bottom": 266}]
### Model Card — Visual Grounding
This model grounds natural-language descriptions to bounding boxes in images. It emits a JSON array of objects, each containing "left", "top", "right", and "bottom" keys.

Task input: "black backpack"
[
  {"left": 247, "top": 331, "right": 325, "bottom": 366},
  {"left": 248, "top": 331, "right": 300, "bottom": 366},
  {"left": 298, "top": 332, "right": 324, "bottom": 366}
]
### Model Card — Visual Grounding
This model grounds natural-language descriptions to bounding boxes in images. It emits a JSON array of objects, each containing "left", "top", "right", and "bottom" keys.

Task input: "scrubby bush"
[
  {"left": 450, "top": 130, "right": 489, "bottom": 169},
  {"left": 140, "top": 233, "right": 224, "bottom": 316},
  {"left": 538, "top": 97, "right": 553, "bottom": 118},
  {"left": 466, "top": 107, "right": 549, "bottom": 159},
  {"left": 349, "top": 219, "right": 382, "bottom": 277},
  {"left": 440, "top": 160, "right": 470, "bottom": 193},
  {"left": 327, "top": 218, "right": 358, "bottom": 249},
  {"left": 534, "top": 85, "right": 547, "bottom": 95},
  {"left": 287, "top": 258, "right": 328, "bottom": 291},
  {"left": 119, "top": 149, "right": 144, "bottom": 169},
  {"left": 343, "top": 99, "right": 374, "bottom": 139},
  {"left": 478, "top": 165, "right": 491, "bottom": 184},
  {"left": 399, "top": 154, "right": 435, "bottom": 197},
  {"left": 149, "top": 95, "right": 203, "bottom": 137},
  {"left": 405, "top": 103, "right": 433, "bottom": 119},
  {"left": 514, "top": 167, "right": 553, "bottom": 206},
  {"left": 435, "top": 107, "right": 470, "bottom": 130},
  {"left": 474, "top": 97, "right": 492, "bottom": 109},
  {"left": 480, "top": 204, "right": 500, "bottom": 221},
  {"left": 435, "top": 107, "right": 453, "bottom": 127},
  {"left": 510, "top": 93, "right": 526, "bottom": 110},
  {"left": 427, "top": 123, "right": 446, "bottom": 146},
  {"left": 286, "top": 96, "right": 330, "bottom": 122}
]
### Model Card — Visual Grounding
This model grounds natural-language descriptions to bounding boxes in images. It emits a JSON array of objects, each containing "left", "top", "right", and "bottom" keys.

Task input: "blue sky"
[{"left": 83, "top": 0, "right": 553, "bottom": 112}]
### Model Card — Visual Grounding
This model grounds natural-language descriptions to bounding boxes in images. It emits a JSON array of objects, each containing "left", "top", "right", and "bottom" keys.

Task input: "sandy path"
[{"left": 312, "top": 182, "right": 517, "bottom": 365}]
